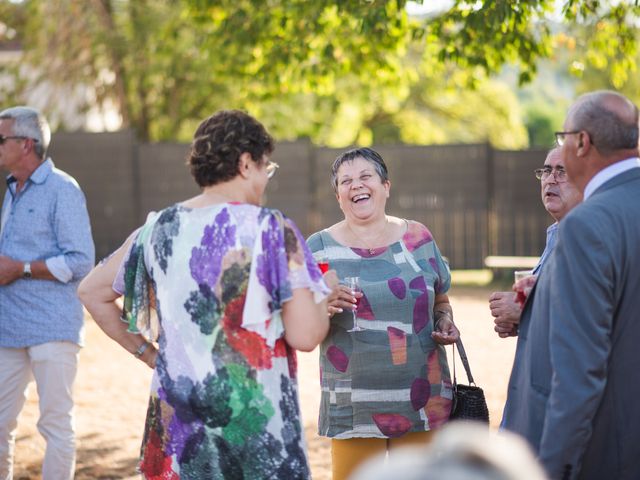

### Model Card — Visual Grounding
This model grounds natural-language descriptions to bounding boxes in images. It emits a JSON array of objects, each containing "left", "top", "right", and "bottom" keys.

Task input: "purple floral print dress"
[{"left": 114, "top": 202, "right": 329, "bottom": 479}]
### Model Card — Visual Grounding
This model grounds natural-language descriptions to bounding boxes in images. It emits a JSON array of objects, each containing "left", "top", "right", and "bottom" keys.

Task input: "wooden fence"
[{"left": 1, "top": 131, "right": 551, "bottom": 269}]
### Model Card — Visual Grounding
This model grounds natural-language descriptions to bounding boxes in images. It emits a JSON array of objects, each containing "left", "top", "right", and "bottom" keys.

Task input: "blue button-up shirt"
[
  {"left": 0, "top": 158, "right": 95, "bottom": 347},
  {"left": 532, "top": 222, "right": 558, "bottom": 275}
]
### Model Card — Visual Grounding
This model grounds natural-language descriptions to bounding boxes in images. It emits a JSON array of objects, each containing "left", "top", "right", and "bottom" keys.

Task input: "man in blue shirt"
[
  {"left": 488, "top": 147, "right": 582, "bottom": 337},
  {"left": 0, "top": 106, "right": 94, "bottom": 480}
]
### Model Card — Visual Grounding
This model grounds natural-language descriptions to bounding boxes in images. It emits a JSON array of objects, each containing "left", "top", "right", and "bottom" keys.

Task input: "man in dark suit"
[{"left": 501, "top": 90, "right": 640, "bottom": 480}]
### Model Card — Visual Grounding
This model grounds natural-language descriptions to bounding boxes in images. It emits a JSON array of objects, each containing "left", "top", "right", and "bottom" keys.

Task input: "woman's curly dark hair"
[{"left": 187, "top": 110, "right": 275, "bottom": 187}]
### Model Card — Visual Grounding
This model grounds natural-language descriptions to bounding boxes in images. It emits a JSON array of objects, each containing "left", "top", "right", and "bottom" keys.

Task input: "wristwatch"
[{"left": 22, "top": 262, "right": 32, "bottom": 279}]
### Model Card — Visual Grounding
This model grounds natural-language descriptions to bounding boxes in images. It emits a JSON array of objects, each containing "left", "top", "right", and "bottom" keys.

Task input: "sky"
[{"left": 406, "top": 0, "right": 453, "bottom": 16}]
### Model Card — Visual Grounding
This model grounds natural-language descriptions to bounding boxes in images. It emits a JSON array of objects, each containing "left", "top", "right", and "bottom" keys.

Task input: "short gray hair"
[
  {"left": 570, "top": 92, "right": 639, "bottom": 155},
  {"left": 0, "top": 106, "right": 51, "bottom": 159},
  {"left": 331, "top": 147, "right": 389, "bottom": 191}
]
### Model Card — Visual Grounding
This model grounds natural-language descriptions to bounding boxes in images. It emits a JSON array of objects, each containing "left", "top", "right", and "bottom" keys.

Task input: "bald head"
[
  {"left": 560, "top": 91, "right": 639, "bottom": 192},
  {"left": 567, "top": 91, "right": 639, "bottom": 156}
]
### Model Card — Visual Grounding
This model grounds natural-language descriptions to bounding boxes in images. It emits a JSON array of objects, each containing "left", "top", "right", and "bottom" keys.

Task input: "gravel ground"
[{"left": 12, "top": 286, "right": 516, "bottom": 479}]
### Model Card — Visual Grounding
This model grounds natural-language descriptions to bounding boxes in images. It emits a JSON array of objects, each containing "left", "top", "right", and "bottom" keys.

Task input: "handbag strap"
[{"left": 452, "top": 338, "right": 476, "bottom": 385}]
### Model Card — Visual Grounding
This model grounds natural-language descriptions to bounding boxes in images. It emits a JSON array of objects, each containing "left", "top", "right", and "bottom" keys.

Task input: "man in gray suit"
[{"left": 501, "top": 90, "right": 640, "bottom": 480}]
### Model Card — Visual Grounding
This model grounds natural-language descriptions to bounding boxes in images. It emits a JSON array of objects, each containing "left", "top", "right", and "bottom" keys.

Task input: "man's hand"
[
  {"left": 0, "top": 255, "right": 22, "bottom": 285},
  {"left": 489, "top": 291, "right": 521, "bottom": 338}
]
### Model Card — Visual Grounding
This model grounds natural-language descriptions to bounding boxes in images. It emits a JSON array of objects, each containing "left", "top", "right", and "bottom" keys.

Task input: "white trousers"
[{"left": 0, "top": 342, "right": 80, "bottom": 480}]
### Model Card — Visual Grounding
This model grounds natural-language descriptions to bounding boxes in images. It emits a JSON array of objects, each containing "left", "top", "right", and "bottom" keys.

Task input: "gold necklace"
[{"left": 346, "top": 218, "right": 389, "bottom": 255}]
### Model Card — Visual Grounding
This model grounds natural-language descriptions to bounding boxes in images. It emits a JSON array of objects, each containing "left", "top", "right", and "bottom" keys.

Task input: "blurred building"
[{"left": 0, "top": 32, "right": 120, "bottom": 132}]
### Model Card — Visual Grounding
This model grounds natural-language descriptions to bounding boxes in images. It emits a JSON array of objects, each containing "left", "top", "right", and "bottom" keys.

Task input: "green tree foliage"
[
  {"left": 14, "top": 0, "right": 236, "bottom": 140},
  {"left": 508, "top": 59, "right": 575, "bottom": 148},
  {"left": 312, "top": 63, "right": 529, "bottom": 148},
  {"left": 426, "top": 0, "right": 555, "bottom": 85},
  {"left": 0, "top": 1, "right": 28, "bottom": 106},
  {"left": 1, "top": 0, "right": 638, "bottom": 146},
  {"left": 524, "top": 1, "right": 640, "bottom": 146},
  {"left": 562, "top": 0, "right": 640, "bottom": 89},
  {"left": 558, "top": 3, "right": 640, "bottom": 108}
]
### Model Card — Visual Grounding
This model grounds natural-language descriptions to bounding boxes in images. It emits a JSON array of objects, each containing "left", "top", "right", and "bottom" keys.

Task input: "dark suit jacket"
[{"left": 501, "top": 167, "right": 640, "bottom": 480}]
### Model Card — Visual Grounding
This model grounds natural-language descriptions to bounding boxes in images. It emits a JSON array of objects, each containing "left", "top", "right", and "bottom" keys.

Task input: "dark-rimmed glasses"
[
  {"left": 0, "top": 135, "right": 33, "bottom": 145},
  {"left": 534, "top": 166, "right": 567, "bottom": 182},
  {"left": 265, "top": 161, "right": 279, "bottom": 179},
  {"left": 554, "top": 131, "right": 580, "bottom": 146}
]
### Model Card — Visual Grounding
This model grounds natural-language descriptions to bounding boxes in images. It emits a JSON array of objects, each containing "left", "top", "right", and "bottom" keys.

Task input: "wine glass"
[
  {"left": 514, "top": 270, "right": 534, "bottom": 307},
  {"left": 343, "top": 276, "right": 364, "bottom": 332}
]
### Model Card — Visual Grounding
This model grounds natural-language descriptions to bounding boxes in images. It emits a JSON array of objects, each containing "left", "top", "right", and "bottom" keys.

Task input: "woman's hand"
[
  {"left": 325, "top": 271, "right": 362, "bottom": 317},
  {"left": 431, "top": 314, "right": 460, "bottom": 345}
]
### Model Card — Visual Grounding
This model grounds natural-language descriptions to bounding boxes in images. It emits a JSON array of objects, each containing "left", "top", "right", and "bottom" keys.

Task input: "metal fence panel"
[
  {"left": 491, "top": 149, "right": 552, "bottom": 259},
  {"left": 138, "top": 142, "right": 197, "bottom": 220},
  {"left": 48, "top": 130, "right": 138, "bottom": 260},
  {"left": 311, "top": 144, "right": 490, "bottom": 268},
  {"left": 263, "top": 140, "right": 314, "bottom": 235}
]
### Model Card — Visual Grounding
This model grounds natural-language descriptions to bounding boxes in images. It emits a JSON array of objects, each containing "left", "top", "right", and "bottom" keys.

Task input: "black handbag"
[{"left": 449, "top": 338, "right": 490, "bottom": 424}]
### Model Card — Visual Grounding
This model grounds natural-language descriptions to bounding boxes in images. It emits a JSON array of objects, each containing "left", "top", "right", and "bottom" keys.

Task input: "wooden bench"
[
  {"left": 484, "top": 256, "right": 539, "bottom": 281},
  {"left": 484, "top": 256, "right": 539, "bottom": 269}
]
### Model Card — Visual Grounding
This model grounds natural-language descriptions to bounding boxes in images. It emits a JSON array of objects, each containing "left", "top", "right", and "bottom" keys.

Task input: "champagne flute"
[{"left": 344, "top": 276, "right": 364, "bottom": 332}]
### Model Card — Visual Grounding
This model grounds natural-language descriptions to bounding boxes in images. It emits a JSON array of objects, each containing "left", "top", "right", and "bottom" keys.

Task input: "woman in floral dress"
[
  {"left": 79, "top": 110, "right": 335, "bottom": 479},
  {"left": 307, "top": 147, "right": 460, "bottom": 480}
]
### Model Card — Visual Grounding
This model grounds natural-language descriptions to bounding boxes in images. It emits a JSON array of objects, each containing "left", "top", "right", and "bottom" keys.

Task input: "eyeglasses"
[
  {"left": 265, "top": 161, "right": 279, "bottom": 179},
  {"left": 554, "top": 131, "right": 580, "bottom": 146},
  {"left": 534, "top": 166, "right": 568, "bottom": 182},
  {"left": 0, "top": 135, "right": 32, "bottom": 145}
]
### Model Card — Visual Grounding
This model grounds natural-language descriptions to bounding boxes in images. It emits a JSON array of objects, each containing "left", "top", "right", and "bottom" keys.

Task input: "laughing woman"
[{"left": 307, "top": 147, "right": 459, "bottom": 480}]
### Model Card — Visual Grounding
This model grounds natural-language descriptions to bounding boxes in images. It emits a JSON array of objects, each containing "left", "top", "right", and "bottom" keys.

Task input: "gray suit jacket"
[{"left": 502, "top": 167, "right": 640, "bottom": 480}]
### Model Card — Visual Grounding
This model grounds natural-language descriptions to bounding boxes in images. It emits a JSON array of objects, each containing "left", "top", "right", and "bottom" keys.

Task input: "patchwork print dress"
[
  {"left": 116, "top": 202, "right": 329, "bottom": 479},
  {"left": 307, "top": 221, "right": 453, "bottom": 439}
]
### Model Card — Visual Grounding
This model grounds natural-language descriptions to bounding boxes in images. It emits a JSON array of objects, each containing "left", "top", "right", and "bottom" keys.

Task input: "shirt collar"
[
  {"left": 28, "top": 157, "right": 54, "bottom": 184},
  {"left": 5, "top": 157, "right": 54, "bottom": 187},
  {"left": 583, "top": 157, "right": 640, "bottom": 200}
]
